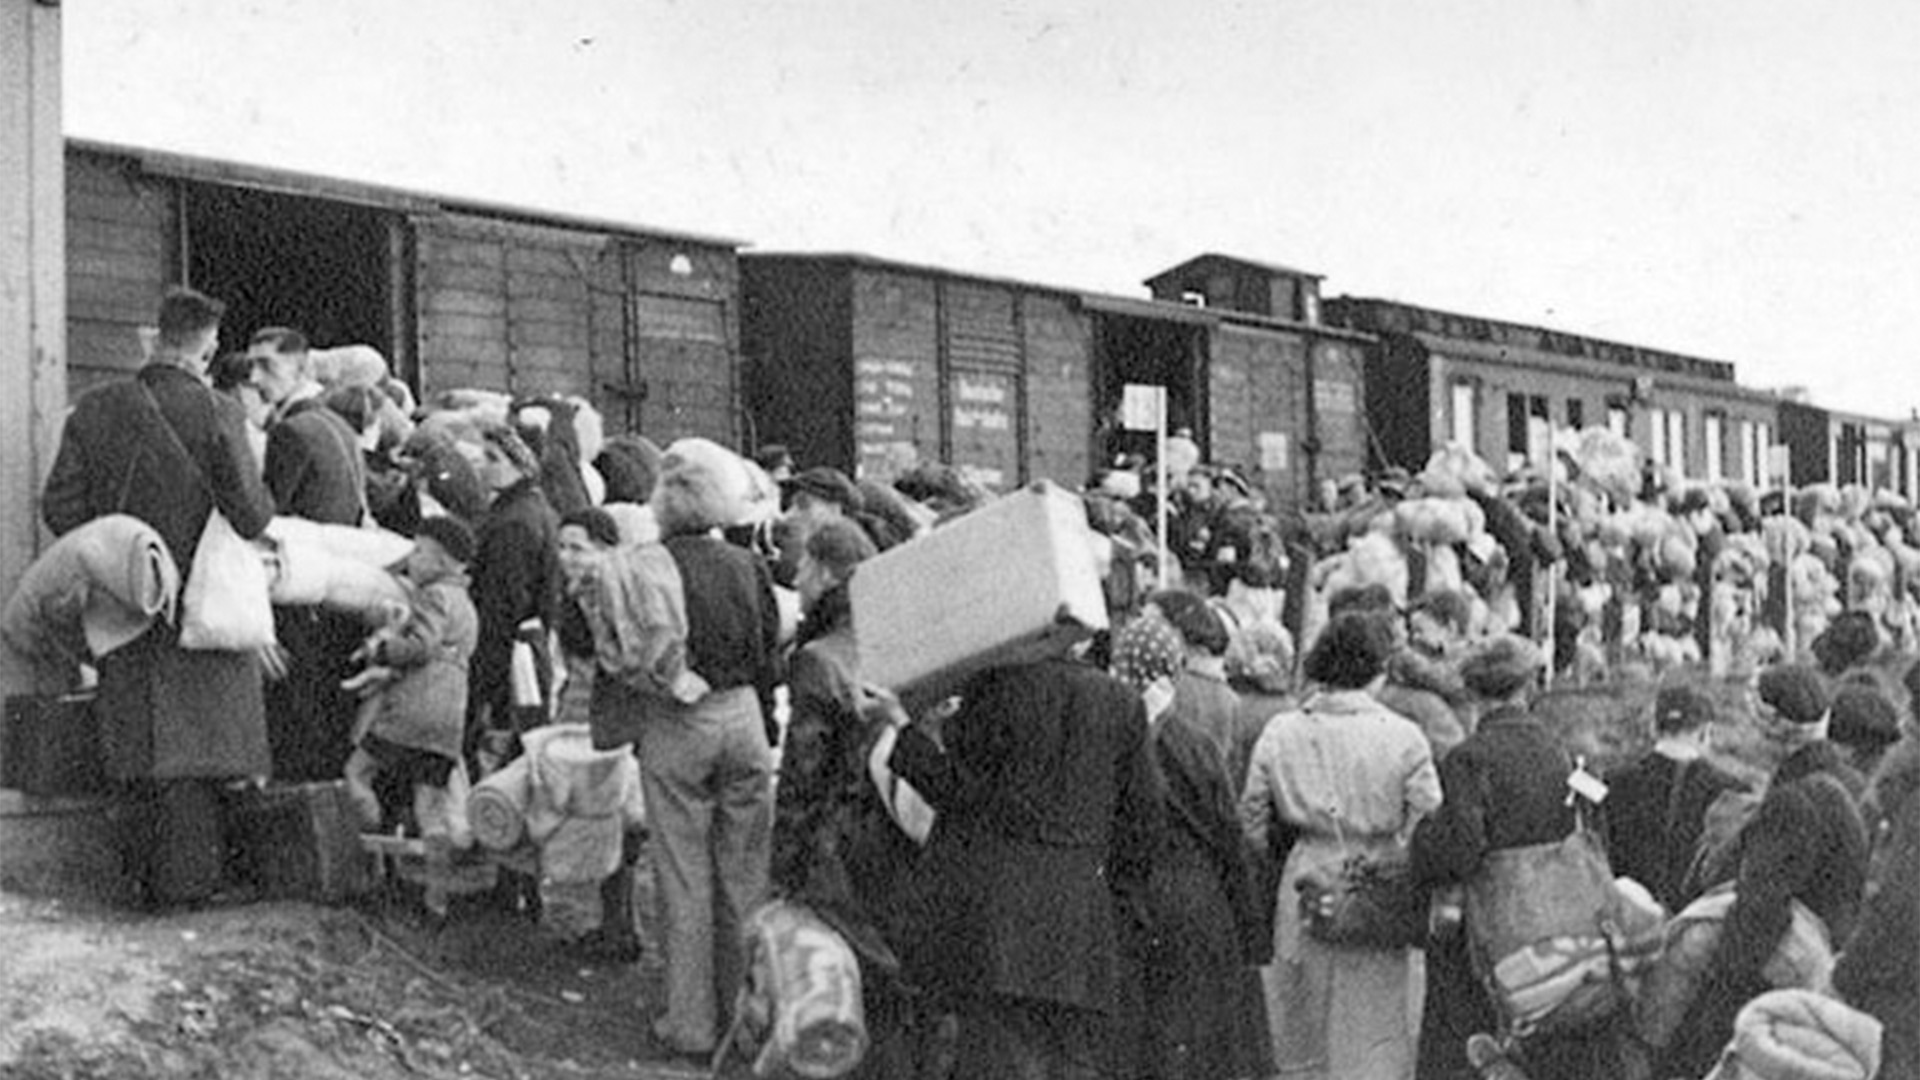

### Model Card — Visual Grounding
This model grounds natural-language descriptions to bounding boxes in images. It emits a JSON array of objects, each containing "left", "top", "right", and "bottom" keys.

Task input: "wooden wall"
[
  {"left": 65, "top": 150, "right": 174, "bottom": 395},
  {"left": 412, "top": 213, "right": 740, "bottom": 444},
  {"left": 1020, "top": 293, "right": 1093, "bottom": 488}
]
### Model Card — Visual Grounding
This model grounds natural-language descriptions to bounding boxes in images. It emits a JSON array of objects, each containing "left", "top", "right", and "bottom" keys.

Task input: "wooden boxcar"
[
  {"left": 1327, "top": 295, "right": 1783, "bottom": 488},
  {"left": 65, "top": 139, "right": 744, "bottom": 443},
  {"left": 741, "top": 252, "right": 1371, "bottom": 510}
]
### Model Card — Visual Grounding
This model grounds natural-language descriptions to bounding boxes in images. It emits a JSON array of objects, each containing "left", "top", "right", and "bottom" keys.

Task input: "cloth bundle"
[
  {"left": 264, "top": 517, "right": 412, "bottom": 619},
  {"left": 2, "top": 514, "right": 178, "bottom": 664},
  {"left": 737, "top": 899, "right": 869, "bottom": 1079},
  {"left": 1634, "top": 883, "right": 1836, "bottom": 1051},
  {"left": 465, "top": 724, "right": 645, "bottom": 884},
  {"left": 1705, "top": 989, "right": 1883, "bottom": 1080},
  {"left": 577, "top": 543, "right": 707, "bottom": 703}
]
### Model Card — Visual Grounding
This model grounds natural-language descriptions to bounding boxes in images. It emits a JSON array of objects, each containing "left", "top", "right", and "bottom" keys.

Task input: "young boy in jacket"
[{"left": 342, "top": 516, "right": 481, "bottom": 842}]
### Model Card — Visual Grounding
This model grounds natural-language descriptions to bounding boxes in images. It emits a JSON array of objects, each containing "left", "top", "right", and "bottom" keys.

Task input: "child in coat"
[{"left": 342, "top": 515, "right": 480, "bottom": 843}]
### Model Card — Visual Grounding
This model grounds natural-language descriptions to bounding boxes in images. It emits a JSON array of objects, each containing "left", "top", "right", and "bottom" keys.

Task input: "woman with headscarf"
[
  {"left": 769, "top": 518, "right": 926, "bottom": 1077},
  {"left": 1112, "top": 604, "right": 1273, "bottom": 1080},
  {"left": 1240, "top": 612, "right": 1441, "bottom": 1080},
  {"left": 464, "top": 421, "right": 560, "bottom": 768}
]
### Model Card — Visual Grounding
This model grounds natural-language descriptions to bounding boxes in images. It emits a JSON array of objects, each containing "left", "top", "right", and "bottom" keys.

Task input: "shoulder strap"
[
  {"left": 130, "top": 377, "right": 214, "bottom": 499},
  {"left": 1664, "top": 757, "right": 1696, "bottom": 839}
]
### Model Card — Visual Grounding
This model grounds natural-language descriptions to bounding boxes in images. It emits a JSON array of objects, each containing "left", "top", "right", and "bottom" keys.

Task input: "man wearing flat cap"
[
  {"left": 1659, "top": 662, "right": 1871, "bottom": 1078},
  {"left": 1602, "top": 683, "right": 1749, "bottom": 912},
  {"left": 776, "top": 466, "right": 860, "bottom": 587}
]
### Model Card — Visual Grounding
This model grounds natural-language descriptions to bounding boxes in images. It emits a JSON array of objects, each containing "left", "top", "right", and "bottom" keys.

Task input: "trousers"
[{"left": 636, "top": 686, "right": 773, "bottom": 1052}]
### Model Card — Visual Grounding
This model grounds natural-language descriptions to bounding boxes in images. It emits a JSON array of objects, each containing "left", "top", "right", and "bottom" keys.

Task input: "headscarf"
[{"left": 1110, "top": 613, "right": 1185, "bottom": 694}]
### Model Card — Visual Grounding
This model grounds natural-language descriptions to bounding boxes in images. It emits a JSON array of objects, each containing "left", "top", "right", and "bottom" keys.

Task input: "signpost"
[{"left": 1122, "top": 383, "right": 1172, "bottom": 589}]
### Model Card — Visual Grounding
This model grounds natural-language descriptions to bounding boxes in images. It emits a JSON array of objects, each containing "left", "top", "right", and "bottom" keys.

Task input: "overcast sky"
[{"left": 63, "top": 0, "right": 1920, "bottom": 418}]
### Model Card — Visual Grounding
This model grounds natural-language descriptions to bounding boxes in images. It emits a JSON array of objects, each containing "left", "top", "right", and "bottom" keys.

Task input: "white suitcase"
[{"left": 852, "top": 480, "right": 1109, "bottom": 707}]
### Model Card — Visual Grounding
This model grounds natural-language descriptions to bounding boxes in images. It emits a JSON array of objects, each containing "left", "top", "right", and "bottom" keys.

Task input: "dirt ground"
[{"left": 0, "top": 840, "right": 730, "bottom": 1080}]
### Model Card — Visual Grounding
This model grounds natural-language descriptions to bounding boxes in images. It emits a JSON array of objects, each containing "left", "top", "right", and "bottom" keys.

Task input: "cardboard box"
[
  {"left": 231, "top": 780, "right": 376, "bottom": 903},
  {"left": 2, "top": 693, "right": 107, "bottom": 798},
  {"left": 853, "top": 480, "right": 1108, "bottom": 706}
]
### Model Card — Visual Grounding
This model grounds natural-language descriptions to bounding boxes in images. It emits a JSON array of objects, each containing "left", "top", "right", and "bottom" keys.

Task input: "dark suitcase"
[
  {"left": 230, "top": 780, "right": 375, "bottom": 903},
  {"left": 3, "top": 692, "right": 107, "bottom": 797}
]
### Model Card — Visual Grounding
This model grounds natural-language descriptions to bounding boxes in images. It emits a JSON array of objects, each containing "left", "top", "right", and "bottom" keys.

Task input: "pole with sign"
[{"left": 1121, "top": 384, "right": 1172, "bottom": 590}]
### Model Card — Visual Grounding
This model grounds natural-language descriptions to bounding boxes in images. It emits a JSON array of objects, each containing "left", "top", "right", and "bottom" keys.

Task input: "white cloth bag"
[{"left": 177, "top": 509, "right": 276, "bottom": 650}]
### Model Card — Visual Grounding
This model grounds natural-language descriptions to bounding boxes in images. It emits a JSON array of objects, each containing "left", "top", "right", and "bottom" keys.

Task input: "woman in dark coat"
[
  {"left": 878, "top": 652, "right": 1164, "bottom": 1080},
  {"left": 770, "top": 519, "right": 925, "bottom": 1077},
  {"left": 1411, "top": 635, "right": 1624, "bottom": 1080},
  {"left": 1111, "top": 609, "right": 1272, "bottom": 1080},
  {"left": 464, "top": 422, "right": 560, "bottom": 763}
]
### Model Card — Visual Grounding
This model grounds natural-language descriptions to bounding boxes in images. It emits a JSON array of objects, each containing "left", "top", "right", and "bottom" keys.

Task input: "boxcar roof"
[{"left": 71, "top": 137, "right": 745, "bottom": 250}]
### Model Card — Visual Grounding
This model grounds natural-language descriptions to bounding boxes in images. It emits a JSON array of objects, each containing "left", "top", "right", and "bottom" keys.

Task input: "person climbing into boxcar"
[
  {"left": 43, "top": 287, "right": 277, "bottom": 909},
  {"left": 1241, "top": 611, "right": 1441, "bottom": 1080}
]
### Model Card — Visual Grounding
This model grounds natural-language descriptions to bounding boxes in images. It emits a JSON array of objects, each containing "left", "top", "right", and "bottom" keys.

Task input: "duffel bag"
[{"left": 1467, "top": 827, "right": 1632, "bottom": 1036}]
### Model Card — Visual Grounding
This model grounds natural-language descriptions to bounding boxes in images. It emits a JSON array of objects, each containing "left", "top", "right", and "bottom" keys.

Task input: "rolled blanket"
[
  {"left": 265, "top": 516, "right": 413, "bottom": 568},
  {"left": 532, "top": 725, "right": 643, "bottom": 819},
  {"left": 468, "top": 756, "right": 531, "bottom": 852},
  {"left": 267, "top": 518, "right": 411, "bottom": 618},
  {"left": 2, "top": 514, "right": 178, "bottom": 663},
  {"left": 1715, "top": 989, "right": 1882, "bottom": 1080}
]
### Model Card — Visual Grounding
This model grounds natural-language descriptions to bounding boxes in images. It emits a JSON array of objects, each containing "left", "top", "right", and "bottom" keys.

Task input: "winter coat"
[
  {"left": 1603, "top": 750, "right": 1749, "bottom": 913},
  {"left": 361, "top": 565, "right": 478, "bottom": 763},
  {"left": 264, "top": 395, "right": 366, "bottom": 525},
  {"left": 1834, "top": 783, "right": 1920, "bottom": 1080},
  {"left": 1660, "top": 741, "right": 1872, "bottom": 1079},
  {"left": 890, "top": 658, "right": 1163, "bottom": 1016},
  {"left": 770, "top": 588, "right": 920, "bottom": 965},
  {"left": 1144, "top": 673, "right": 1272, "bottom": 1080},
  {"left": 468, "top": 478, "right": 559, "bottom": 727},
  {"left": 1411, "top": 704, "right": 1621, "bottom": 1080},
  {"left": 41, "top": 363, "right": 276, "bottom": 781},
  {"left": 1242, "top": 688, "right": 1441, "bottom": 1080}
]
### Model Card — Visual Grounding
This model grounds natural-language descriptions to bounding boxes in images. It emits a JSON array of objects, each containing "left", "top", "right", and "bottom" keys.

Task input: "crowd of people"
[{"left": 17, "top": 283, "right": 1918, "bottom": 1080}]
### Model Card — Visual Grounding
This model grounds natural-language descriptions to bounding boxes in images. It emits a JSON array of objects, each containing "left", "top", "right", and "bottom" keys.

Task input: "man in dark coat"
[
  {"left": 42, "top": 287, "right": 276, "bottom": 908},
  {"left": 1602, "top": 682, "right": 1749, "bottom": 913},
  {"left": 1660, "top": 663, "right": 1872, "bottom": 1079},
  {"left": 247, "top": 326, "right": 371, "bottom": 782},
  {"left": 1411, "top": 635, "right": 1625, "bottom": 1080},
  {"left": 883, "top": 656, "right": 1164, "bottom": 1080}
]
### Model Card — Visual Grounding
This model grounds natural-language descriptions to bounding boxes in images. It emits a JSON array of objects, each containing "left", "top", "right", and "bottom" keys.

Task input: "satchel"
[
  {"left": 177, "top": 508, "right": 276, "bottom": 651},
  {"left": 1466, "top": 823, "right": 1635, "bottom": 1037},
  {"left": 128, "top": 380, "right": 274, "bottom": 651},
  {"left": 1296, "top": 849, "right": 1425, "bottom": 949}
]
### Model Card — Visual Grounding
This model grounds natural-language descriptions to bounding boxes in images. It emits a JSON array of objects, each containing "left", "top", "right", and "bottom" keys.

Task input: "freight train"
[{"left": 58, "top": 139, "right": 1920, "bottom": 511}]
